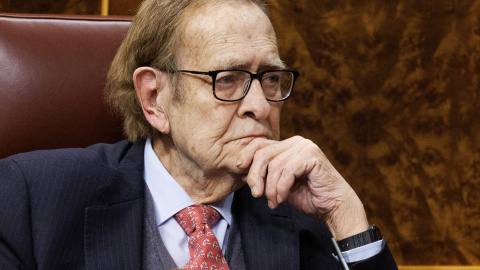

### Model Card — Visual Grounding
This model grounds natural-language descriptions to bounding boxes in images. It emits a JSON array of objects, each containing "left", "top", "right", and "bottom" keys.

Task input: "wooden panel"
[
  {"left": 108, "top": 0, "right": 140, "bottom": 15},
  {"left": 271, "top": 0, "right": 480, "bottom": 265},
  {"left": 0, "top": 0, "right": 101, "bottom": 14}
]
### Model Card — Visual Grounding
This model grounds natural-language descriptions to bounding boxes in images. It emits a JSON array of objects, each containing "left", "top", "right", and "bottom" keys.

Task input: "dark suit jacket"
[{"left": 0, "top": 140, "right": 397, "bottom": 270}]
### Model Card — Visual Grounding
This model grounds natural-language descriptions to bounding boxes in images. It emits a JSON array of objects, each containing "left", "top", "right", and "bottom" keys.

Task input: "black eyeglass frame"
[{"left": 174, "top": 69, "right": 299, "bottom": 102}]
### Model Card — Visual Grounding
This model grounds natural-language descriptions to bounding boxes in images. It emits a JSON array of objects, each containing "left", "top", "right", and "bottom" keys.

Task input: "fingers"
[
  {"left": 238, "top": 136, "right": 369, "bottom": 236},
  {"left": 236, "top": 138, "right": 275, "bottom": 169},
  {"left": 240, "top": 136, "right": 312, "bottom": 209},
  {"left": 237, "top": 138, "right": 276, "bottom": 198},
  {"left": 265, "top": 147, "right": 308, "bottom": 209}
]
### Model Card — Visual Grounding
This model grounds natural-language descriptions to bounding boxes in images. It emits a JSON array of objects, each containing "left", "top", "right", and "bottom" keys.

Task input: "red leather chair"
[{"left": 0, "top": 13, "right": 132, "bottom": 159}]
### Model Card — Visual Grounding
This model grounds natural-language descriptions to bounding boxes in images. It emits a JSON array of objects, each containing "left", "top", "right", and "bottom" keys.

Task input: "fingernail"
[
  {"left": 268, "top": 200, "right": 275, "bottom": 209},
  {"left": 236, "top": 160, "right": 243, "bottom": 167},
  {"left": 251, "top": 187, "right": 259, "bottom": 197},
  {"left": 277, "top": 194, "right": 282, "bottom": 203}
]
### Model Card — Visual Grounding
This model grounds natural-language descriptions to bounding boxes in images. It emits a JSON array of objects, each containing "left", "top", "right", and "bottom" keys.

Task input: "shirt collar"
[{"left": 143, "top": 139, "right": 233, "bottom": 226}]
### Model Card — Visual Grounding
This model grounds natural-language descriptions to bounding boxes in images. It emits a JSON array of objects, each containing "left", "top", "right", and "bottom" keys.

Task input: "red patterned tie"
[{"left": 174, "top": 205, "right": 230, "bottom": 270}]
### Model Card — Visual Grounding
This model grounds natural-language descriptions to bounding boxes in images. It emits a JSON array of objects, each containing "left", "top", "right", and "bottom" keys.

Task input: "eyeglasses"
[{"left": 174, "top": 69, "right": 299, "bottom": 102}]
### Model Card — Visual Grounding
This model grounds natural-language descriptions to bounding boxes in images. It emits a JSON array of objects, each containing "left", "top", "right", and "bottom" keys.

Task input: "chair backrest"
[{"left": 0, "top": 13, "right": 132, "bottom": 158}]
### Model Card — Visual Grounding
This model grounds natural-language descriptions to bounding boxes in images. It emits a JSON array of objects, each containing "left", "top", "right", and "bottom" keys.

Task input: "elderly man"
[{"left": 0, "top": 0, "right": 397, "bottom": 269}]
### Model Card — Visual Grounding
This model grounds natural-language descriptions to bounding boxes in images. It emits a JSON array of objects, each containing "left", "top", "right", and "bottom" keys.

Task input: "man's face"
[{"left": 163, "top": 2, "right": 284, "bottom": 176}]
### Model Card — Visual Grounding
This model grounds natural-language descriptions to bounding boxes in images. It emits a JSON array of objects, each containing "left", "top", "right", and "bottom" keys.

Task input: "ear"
[{"left": 133, "top": 67, "right": 171, "bottom": 134}]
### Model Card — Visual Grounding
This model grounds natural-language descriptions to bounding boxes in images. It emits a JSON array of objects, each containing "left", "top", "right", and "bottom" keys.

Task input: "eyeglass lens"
[{"left": 213, "top": 71, "right": 294, "bottom": 101}]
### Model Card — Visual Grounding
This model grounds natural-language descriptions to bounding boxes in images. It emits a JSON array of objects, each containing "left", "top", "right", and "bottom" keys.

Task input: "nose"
[{"left": 237, "top": 79, "right": 271, "bottom": 119}]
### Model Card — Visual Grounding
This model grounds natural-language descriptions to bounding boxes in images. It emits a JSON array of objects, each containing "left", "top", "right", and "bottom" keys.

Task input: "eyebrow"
[{"left": 214, "top": 58, "right": 287, "bottom": 71}]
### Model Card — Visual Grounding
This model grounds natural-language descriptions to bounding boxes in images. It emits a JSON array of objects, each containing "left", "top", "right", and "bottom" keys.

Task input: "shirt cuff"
[{"left": 340, "top": 239, "right": 385, "bottom": 263}]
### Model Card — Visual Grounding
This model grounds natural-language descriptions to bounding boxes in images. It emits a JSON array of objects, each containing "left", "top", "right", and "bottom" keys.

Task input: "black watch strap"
[{"left": 336, "top": 225, "right": 382, "bottom": 252}]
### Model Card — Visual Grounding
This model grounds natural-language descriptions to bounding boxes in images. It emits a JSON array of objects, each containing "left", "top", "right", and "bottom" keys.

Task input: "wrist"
[
  {"left": 325, "top": 191, "right": 369, "bottom": 240},
  {"left": 336, "top": 225, "right": 383, "bottom": 251}
]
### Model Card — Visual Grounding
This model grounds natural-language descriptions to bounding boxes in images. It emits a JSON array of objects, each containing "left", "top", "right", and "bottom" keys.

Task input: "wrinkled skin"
[{"left": 134, "top": 2, "right": 368, "bottom": 240}]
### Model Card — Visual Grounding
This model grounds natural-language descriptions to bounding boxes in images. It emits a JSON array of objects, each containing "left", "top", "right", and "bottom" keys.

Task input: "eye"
[
  {"left": 217, "top": 75, "right": 235, "bottom": 85},
  {"left": 262, "top": 72, "right": 281, "bottom": 85},
  {"left": 216, "top": 72, "right": 239, "bottom": 86}
]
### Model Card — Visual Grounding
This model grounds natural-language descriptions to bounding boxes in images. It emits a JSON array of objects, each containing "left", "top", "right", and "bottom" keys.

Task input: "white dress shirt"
[
  {"left": 143, "top": 139, "right": 383, "bottom": 267},
  {"left": 144, "top": 139, "right": 233, "bottom": 267}
]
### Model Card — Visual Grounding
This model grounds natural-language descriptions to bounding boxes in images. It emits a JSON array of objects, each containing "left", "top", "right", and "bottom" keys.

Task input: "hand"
[{"left": 237, "top": 136, "right": 369, "bottom": 240}]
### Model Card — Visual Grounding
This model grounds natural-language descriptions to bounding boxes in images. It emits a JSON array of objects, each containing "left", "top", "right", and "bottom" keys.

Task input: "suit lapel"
[
  {"left": 84, "top": 141, "right": 146, "bottom": 270},
  {"left": 234, "top": 186, "right": 300, "bottom": 270}
]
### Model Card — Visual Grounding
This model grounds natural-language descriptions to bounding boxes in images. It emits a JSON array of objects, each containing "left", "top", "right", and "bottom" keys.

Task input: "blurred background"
[{"left": 1, "top": 0, "right": 479, "bottom": 266}]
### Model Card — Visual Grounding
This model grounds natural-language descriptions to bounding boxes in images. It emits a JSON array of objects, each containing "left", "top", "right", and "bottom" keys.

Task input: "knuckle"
[
  {"left": 276, "top": 165, "right": 295, "bottom": 191},
  {"left": 253, "top": 148, "right": 268, "bottom": 161},
  {"left": 277, "top": 179, "right": 291, "bottom": 193},
  {"left": 268, "top": 158, "right": 282, "bottom": 170}
]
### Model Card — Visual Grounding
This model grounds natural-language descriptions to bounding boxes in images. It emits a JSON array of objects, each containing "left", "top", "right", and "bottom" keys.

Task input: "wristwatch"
[{"left": 336, "top": 225, "right": 382, "bottom": 252}]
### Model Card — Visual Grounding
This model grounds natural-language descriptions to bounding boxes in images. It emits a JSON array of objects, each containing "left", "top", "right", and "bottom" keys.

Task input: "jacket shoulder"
[
  {"left": 4, "top": 140, "right": 135, "bottom": 168},
  {"left": 0, "top": 140, "right": 146, "bottom": 269}
]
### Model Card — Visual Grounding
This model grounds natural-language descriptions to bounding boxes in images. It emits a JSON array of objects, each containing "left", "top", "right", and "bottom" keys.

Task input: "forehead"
[{"left": 179, "top": 2, "right": 282, "bottom": 70}]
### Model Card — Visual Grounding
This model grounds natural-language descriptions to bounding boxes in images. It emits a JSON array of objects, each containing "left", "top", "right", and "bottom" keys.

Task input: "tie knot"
[{"left": 174, "top": 205, "right": 221, "bottom": 236}]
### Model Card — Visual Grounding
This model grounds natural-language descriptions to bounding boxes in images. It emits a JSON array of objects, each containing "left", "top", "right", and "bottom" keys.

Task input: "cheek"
[
  {"left": 178, "top": 89, "right": 237, "bottom": 142},
  {"left": 269, "top": 105, "right": 282, "bottom": 139},
  {"left": 201, "top": 107, "right": 238, "bottom": 139}
]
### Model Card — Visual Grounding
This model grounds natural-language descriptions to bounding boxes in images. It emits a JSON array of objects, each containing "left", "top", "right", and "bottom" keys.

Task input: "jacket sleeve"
[
  {"left": 349, "top": 241, "right": 398, "bottom": 270},
  {"left": 0, "top": 158, "right": 37, "bottom": 270}
]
